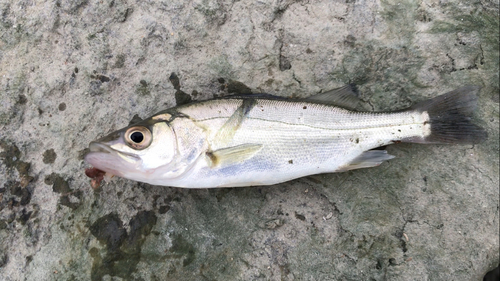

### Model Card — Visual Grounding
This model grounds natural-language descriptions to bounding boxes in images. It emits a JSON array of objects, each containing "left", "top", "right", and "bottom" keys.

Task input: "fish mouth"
[
  {"left": 88, "top": 142, "right": 139, "bottom": 159},
  {"left": 85, "top": 142, "right": 142, "bottom": 177}
]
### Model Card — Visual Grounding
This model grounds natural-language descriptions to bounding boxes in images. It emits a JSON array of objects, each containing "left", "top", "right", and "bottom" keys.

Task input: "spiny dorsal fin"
[
  {"left": 213, "top": 99, "right": 256, "bottom": 147},
  {"left": 304, "top": 85, "right": 368, "bottom": 111},
  {"left": 206, "top": 144, "right": 263, "bottom": 168}
]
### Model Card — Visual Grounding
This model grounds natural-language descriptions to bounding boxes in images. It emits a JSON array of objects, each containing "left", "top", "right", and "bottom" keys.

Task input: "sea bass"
[{"left": 84, "top": 85, "right": 487, "bottom": 188}]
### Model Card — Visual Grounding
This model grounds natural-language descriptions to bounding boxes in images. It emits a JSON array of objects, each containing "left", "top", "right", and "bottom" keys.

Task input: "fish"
[{"left": 84, "top": 85, "right": 487, "bottom": 188}]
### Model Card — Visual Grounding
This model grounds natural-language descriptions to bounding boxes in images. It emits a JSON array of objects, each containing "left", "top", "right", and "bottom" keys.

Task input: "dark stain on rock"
[
  {"left": 175, "top": 90, "right": 192, "bottom": 106},
  {"left": 294, "top": 212, "right": 306, "bottom": 221},
  {"left": 78, "top": 148, "right": 90, "bottom": 160},
  {"left": 344, "top": 34, "right": 357, "bottom": 47},
  {"left": 169, "top": 72, "right": 181, "bottom": 90},
  {"left": 18, "top": 208, "right": 32, "bottom": 225},
  {"left": 42, "top": 149, "right": 57, "bottom": 164},
  {"left": 58, "top": 102, "right": 66, "bottom": 111},
  {"left": 19, "top": 187, "right": 31, "bottom": 205},
  {"left": 128, "top": 114, "right": 143, "bottom": 126},
  {"left": 279, "top": 55, "right": 291, "bottom": 71},
  {"left": 89, "top": 211, "right": 158, "bottom": 280},
  {"left": 90, "top": 74, "right": 110, "bottom": 83},
  {"left": 59, "top": 191, "right": 82, "bottom": 210},
  {"left": 113, "top": 54, "right": 126, "bottom": 68},
  {"left": 47, "top": 173, "right": 81, "bottom": 210},
  {"left": 51, "top": 174, "right": 71, "bottom": 194},
  {"left": 17, "top": 94, "right": 27, "bottom": 105},
  {"left": 25, "top": 255, "right": 33, "bottom": 266},
  {"left": 170, "top": 233, "right": 196, "bottom": 267},
  {"left": 125, "top": 210, "right": 157, "bottom": 250},
  {"left": 0, "top": 140, "right": 21, "bottom": 169},
  {"left": 158, "top": 205, "right": 170, "bottom": 214},
  {"left": 136, "top": 80, "right": 150, "bottom": 96},
  {"left": 2, "top": 180, "right": 31, "bottom": 206},
  {"left": 227, "top": 80, "right": 252, "bottom": 95},
  {"left": 90, "top": 213, "right": 127, "bottom": 251},
  {"left": 16, "top": 161, "right": 31, "bottom": 180},
  {"left": 0, "top": 220, "right": 7, "bottom": 230},
  {"left": 0, "top": 141, "right": 35, "bottom": 206},
  {"left": 89, "top": 80, "right": 103, "bottom": 96},
  {"left": 0, "top": 253, "right": 7, "bottom": 267},
  {"left": 6, "top": 180, "right": 22, "bottom": 197}
]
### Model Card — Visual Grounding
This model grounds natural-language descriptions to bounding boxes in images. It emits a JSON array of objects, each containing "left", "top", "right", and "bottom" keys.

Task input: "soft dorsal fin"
[
  {"left": 213, "top": 99, "right": 257, "bottom": 147},
  {"left": 304, "top": 85, "right": 367, "bottom": 111}
]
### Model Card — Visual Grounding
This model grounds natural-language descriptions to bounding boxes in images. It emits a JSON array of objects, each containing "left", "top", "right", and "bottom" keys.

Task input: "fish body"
[{"left": 85, "top": 85, "right": 486, "bottom": 188}]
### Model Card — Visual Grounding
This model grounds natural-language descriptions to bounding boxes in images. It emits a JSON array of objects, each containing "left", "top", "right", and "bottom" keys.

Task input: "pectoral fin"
[
  {"left": 337, "top": 150, "right": 395, "bottom": 172},
  {"left": 206, "top": 143, "right": 263, "bottom": 168}
]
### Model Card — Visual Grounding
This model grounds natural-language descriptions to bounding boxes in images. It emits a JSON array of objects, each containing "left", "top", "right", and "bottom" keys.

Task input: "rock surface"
[{"left": 0, "top": 0, "right": 498, "bottom": 280}]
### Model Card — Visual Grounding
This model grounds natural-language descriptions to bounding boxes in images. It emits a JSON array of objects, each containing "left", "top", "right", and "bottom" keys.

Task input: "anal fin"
[
  {"left": 338, "top": 150, "right": 395, "bottom": 172},
  {"left": 206, "top": 143, "right": 263, "bottom": 168}
]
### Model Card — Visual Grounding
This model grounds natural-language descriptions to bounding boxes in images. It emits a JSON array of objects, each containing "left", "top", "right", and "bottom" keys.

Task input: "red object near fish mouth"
[{"left": 85, "top": 167, "right": 106, "bottom": 189}]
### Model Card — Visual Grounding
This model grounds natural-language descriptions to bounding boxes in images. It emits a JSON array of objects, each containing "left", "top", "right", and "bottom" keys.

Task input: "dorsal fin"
[
  {"left": 213, "top": 99, "right": 257, "bottom": 148},
  {"left": 304, "top": 85, "right": 367, "bottom": 111}
]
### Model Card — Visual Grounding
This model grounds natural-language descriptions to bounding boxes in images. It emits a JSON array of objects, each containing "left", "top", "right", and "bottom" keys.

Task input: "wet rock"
[{"left": 0, "top": 0, "right": 497, "bottom": 280}]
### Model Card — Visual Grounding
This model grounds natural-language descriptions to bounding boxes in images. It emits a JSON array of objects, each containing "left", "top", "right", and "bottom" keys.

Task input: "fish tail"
[{"left": 411, "top": 86, "right": 487, "bottom": 144}]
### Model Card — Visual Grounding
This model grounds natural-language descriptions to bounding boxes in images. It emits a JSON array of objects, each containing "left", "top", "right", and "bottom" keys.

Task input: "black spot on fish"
[
  {"left": 303, "top": 106, "right": 307, "bottom": 109},
  {"left": 288, "top": 159, "right": 293, "bottom": 164},
  {"left": 355, "top": 138, "right": 359, "bottom": 143}
]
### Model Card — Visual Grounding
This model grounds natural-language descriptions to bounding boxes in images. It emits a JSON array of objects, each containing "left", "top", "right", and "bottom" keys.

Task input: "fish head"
[{"left": 84, "top": 120, "right": 177, "bottom": 181}]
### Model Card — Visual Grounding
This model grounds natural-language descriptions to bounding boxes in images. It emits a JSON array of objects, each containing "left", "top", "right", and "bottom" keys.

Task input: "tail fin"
[{"left": 412, "top": 86, "right": 487, "bottom": 144}]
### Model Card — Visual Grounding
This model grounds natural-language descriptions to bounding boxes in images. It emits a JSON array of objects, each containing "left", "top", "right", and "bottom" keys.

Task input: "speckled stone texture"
[{"left": 0, "top": 0, "right": 498, "bottom": 280}]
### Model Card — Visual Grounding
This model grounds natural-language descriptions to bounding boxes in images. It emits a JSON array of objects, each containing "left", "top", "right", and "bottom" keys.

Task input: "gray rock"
[{"left": 0, "top": 0, "right": 498, "bottom": 280}]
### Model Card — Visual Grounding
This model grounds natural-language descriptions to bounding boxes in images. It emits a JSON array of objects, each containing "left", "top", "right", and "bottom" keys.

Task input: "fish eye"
[{"left": 125, "top": 126, "right": 152, "bottom": 149}]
